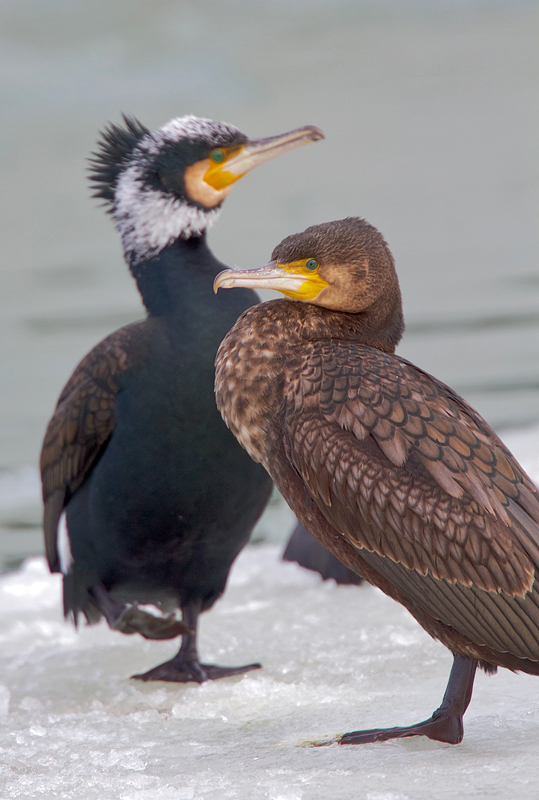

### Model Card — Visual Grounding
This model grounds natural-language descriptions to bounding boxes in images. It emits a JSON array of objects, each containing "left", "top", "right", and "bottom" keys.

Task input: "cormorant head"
[
  {"left": 214, "top": 217, "right": 404, "bottom": 348},
  {"left": 89, "top": 114, "right": 323, "bottom": 264}
]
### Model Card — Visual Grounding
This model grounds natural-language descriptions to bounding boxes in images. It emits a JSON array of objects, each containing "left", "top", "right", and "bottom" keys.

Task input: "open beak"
[
  {"left": 214, "top": 262, "right": 328, "bottom": 301},
  {"left": 204, "top": 125, "right": 324, "bottom": 190}
]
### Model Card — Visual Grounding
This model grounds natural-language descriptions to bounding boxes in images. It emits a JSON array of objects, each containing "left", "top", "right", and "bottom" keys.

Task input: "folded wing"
[
  {"left": 283, "top": 341, "right": 539, "bottom": 661},
  {"left": 40, "top": 322, "right": 147, "bottom": 571}
]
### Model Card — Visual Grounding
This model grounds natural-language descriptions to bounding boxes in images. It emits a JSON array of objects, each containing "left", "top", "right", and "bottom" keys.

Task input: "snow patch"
[{"left": 0, "top": 427, "right": 536, "bottom": 797}]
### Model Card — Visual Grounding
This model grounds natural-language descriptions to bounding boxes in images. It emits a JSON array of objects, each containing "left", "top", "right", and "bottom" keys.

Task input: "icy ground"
[{"left": 0, "top": 426, "right": 538, "bottom": 800}]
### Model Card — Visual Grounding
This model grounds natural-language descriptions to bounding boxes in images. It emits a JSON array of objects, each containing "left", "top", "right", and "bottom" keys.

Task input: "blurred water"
[{"left": 0, "top": 0, "right": 538, "bottom": 568}]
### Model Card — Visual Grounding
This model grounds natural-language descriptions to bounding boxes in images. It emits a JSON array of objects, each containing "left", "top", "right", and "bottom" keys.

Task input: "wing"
[
  {"left": 282, "top": 341, "right": 539, "bottom": 660},
  {"left": 40, "top": 321, "right": 148, "bottom": 571},
  {"left": 282, "top": 520, "right": 363, "bottom": 585}
]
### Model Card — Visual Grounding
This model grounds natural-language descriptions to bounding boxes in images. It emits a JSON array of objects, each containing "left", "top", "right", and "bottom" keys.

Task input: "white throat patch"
[{"left": 114, "top": 163, "right": 220, "bottom": 264}]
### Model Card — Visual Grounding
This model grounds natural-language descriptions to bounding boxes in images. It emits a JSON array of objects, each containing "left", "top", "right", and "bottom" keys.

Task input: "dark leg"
[
  {"left": 131, "top": 599, "right": 262, "bottom": 683},
  {"left": 90, "top": 585, "right": 189, "bottom": 640},
  {"left": 340, "top": 655, "right": 477, "bottom": 745}
]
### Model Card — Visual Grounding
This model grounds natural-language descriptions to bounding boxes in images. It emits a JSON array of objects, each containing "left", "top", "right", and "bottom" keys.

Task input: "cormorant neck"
[
  {"left": 114, "top": 170, "right": 221, "bottom": 265},
  {"left": 354, "top": 291, "right": 404, "bottom": 354},
  {"left": 128, "top": 233, "right": 220, "bottom": 317},
  {"left": 262, "top": 296, "right": 404, "bottom": 354}
]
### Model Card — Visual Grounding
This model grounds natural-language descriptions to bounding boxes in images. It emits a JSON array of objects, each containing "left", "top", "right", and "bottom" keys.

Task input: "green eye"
[
  {"left": 210, "top": 148, "right": 226, "bottom": 163},
  {"left": 305, "top": 258, "right": 318, "bottom": 271}
]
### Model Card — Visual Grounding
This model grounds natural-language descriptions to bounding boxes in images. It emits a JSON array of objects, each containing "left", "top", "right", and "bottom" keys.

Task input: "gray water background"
[{"left": 0, "top": 0, "right": 538, "bottom": 570}]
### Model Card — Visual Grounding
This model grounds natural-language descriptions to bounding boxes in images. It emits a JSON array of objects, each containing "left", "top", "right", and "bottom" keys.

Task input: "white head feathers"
[
  {"left": 106, "top": 115, "right": 244, "bottom": 264},
  {"left": 114, "top": 165, "right": 221, "bottom": 264}
]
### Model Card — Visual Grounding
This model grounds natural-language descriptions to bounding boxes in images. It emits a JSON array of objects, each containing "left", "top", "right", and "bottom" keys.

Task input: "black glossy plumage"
[
  {"left": 40, "top": 115, "right": 292, "bottom": 683},
  {"left": 42, "top": 236, "right": 272, "bottom": 680}
]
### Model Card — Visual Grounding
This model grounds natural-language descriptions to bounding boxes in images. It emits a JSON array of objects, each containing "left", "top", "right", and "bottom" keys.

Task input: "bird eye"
[
  {"left": 305, "top": 259, "right": 318, "bottom": 271},
  {"left": 210, "top": 148, "right": 226, "bottom": 163}
]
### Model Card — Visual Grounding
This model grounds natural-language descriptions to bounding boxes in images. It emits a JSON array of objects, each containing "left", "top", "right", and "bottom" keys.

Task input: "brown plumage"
[
  {"left": 41, "top": 323, "right": 146, "bottom": 571},
  {"left": 214, "top": 216, "right": 539, "bottom": 744}
]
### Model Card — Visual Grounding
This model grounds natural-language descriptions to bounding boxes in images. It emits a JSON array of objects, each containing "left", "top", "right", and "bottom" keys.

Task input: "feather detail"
[{"left": 88, "top": 115, "right": 150, "bottom": 208}]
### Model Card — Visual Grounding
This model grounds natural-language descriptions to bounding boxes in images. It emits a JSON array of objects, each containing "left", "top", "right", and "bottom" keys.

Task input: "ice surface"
[{"left": 0, "top": 428, "right": 538, "bottom": 799}]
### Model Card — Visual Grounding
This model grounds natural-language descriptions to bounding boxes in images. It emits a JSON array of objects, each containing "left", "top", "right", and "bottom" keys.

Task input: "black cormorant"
[{"left": 40, "top": 115, "right": 323, "bottom": 682}]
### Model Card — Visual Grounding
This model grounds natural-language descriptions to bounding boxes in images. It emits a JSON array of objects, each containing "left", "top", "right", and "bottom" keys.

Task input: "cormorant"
[
  {"left": 40, "top": 115, "right": 323, "bottom": 683},
  {"left": 283, "top": 521, "right": 363, "bottom": 585},
  {"left": 214, "top": 216, "right": 539, "bottom": 742}
]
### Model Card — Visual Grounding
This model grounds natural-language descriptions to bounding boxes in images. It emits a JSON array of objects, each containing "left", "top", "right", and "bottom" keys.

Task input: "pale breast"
[{"left": 215, "top": 311, "right": 289, "bottom": 467}]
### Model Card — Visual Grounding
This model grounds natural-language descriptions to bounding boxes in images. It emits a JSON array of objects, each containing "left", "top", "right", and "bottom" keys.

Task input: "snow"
[{"left": 0, "top": 426, "right": 538, "bottom": 799}]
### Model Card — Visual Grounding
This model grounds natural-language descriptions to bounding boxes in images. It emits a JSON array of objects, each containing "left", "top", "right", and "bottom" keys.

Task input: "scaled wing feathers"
[{"left": 284, "top": 342, "right": 539, "bottom": 599}]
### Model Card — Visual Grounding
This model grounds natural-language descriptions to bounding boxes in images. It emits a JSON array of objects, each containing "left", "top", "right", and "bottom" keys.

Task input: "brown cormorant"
[
  {"left": 214, "top": 216, "right": 539, "bottom": 742},
  {"left": 40, "top": 115, "right": 323, "bottom": 683}
]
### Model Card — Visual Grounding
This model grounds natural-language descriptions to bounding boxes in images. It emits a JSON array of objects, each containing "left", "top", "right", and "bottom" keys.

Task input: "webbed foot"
[
  {"left": 339, "top": 655, "right": 477, "bottom": 746},
  {"left": 130, "top": 598, "right": 262, "bottom": 683},
  {"left": 131, "top": 658, "right": 261, "bottom": 683},
  {"left": 89, "top": 585, "right": 189, "bottom": 640},
  {"left": 339, "top": 708, "right": 464, "bottom": 745},
  {"left": 112, "top": 606, "right": 190, "bottom": 640}
]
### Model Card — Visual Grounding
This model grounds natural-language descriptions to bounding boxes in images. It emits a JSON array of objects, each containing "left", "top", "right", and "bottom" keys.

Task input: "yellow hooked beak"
[
  {"left": 214, "top": 260, "right": 329, "bottom": 302},
  {"left": 204, "top": 125, "right": 324, "bottom": 190}
]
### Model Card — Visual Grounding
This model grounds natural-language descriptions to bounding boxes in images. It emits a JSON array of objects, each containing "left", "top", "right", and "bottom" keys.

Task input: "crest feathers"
[{"left": 88, "top": 114, "right": 151, "bottom": 209}]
